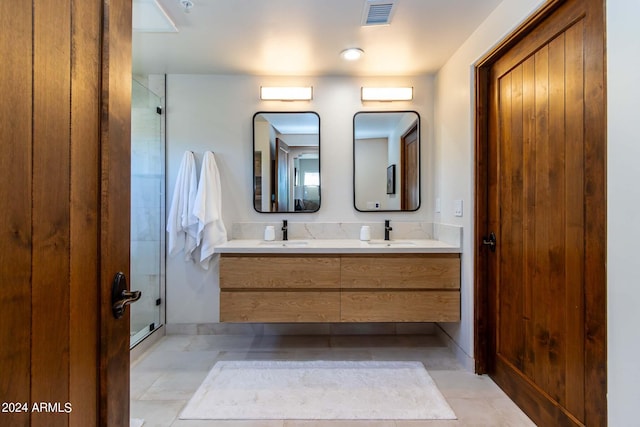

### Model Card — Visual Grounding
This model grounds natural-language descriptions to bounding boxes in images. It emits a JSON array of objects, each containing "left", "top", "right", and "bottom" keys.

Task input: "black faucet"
[
  {"left": 384, "top": 219, "right": 393, "bottom": 241},
  {"left": 282, "top": 219, "right": 288, "bottom": 241}
]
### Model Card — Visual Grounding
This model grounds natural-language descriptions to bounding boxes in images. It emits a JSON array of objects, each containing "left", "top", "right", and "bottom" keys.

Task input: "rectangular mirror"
[
  {"left": 353, "top": 111, "right": 420, "bottom": 212},
  {"left": 253, "top": 112, "right": 320, "bottom": 213}
]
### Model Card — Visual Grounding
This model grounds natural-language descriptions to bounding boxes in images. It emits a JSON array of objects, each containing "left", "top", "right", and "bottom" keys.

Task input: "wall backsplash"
[{"left": 231, "top": 221, "right": 461, "bottom": 247}]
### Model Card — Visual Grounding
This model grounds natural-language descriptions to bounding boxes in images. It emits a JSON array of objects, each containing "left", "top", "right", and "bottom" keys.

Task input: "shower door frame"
[{"left": 130, "top": 77, "right": 166, "bottom": 348}]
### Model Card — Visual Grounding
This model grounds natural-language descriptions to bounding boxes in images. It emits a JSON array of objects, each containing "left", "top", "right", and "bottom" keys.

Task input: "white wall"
[
  {"left": 165, "top": 74, "right": 435, "bottom": 324},
  {"left": 433, "top": 0, "right": 545, "bottom": 364},
  {"left": 606, "top": 0, "right": 640, "bottom": 423}
]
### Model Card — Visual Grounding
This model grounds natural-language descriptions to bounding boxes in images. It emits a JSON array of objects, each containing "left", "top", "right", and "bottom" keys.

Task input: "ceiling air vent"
[{"left": 361, "top": 0, "right": 396, "bottom": 26}]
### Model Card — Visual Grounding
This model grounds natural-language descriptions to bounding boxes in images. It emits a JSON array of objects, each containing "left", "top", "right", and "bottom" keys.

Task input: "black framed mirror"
[
  {"left": 353, "top": 111, "right": 420, "bottom": 212},
  {"left": 253, "top": 112, "right": 320, "bottom": 213}
]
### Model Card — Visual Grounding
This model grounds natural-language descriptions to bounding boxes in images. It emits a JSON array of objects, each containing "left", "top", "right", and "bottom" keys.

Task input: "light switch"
[
  {"left": 435, "top": 198, "right": 441, "bottom": 213},
  {"left": 454, "top": 199, "right": 463, "bottom": 217}
]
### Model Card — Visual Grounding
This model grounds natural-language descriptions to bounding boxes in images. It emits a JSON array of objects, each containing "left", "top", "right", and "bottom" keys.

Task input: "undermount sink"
[
  {"left": 258, "top": 240, "right": 309, "bottom": 247},
  {"left": 366, "top": 240, "right": 417, "bottom": 247}
]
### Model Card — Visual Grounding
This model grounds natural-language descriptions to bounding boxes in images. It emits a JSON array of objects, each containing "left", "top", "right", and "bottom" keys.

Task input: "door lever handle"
[
  {"left": 113, "top": 290, "right": 141, "bottom": 319},
  {"left": 111, "top": 272, "right": 142, "bottom": 319},
  {"left": 482, "top": 232, "right": 497, "bottom": 252}
]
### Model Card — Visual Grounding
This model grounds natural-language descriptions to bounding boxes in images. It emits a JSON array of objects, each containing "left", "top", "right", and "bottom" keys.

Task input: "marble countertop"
[{"left": 214, "top": 239, "right": 461, "bottom": 254}]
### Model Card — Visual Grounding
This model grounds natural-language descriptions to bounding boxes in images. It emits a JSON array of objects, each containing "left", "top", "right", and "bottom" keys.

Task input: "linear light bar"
[
  {"left": 361, "top": 87, "right": 413, "bottom": 101},
  {"left": 260, "top": 86, "right": 313, "bottom": 101}
]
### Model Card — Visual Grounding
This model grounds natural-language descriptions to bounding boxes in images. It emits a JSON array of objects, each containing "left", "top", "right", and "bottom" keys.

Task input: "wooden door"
[
  {"left": 100, "top": 0, "right": 134, "bottom": 426},
  {"left": 0, "top": 1, "right": 132, "bottom": 427},
  {"left": 475, "top": 1, "right": 606, "bottom": 426},
  {"left": 401, "top": 124, "right": 419, "bottom": 210}
]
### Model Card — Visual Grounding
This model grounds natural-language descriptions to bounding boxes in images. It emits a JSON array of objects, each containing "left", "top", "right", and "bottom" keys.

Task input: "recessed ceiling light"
[{"left": 340, "top": 48, "right": 364, "bottom": 61}]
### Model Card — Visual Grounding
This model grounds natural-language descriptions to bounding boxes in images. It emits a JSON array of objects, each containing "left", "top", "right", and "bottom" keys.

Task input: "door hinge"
[{"left": 155, "top": 298, "right": 162, "bottom": 306}]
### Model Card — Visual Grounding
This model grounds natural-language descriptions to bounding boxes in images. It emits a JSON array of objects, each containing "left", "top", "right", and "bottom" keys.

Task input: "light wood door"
[
  {"left": 476, "top": 0, "right": 606, "bottom": 426},
  {"left": 0, "top": 1, "right": 132, "bottom": 426}
]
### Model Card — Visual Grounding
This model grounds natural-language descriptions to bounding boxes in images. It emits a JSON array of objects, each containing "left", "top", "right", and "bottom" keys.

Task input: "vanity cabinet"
[
  {"left": 220, "top": 255, "right": 341, "bottom": 322},
  {"left": 340, "top": 254, "right": 460, "bottom": 322},
  {"left": 219, "top": 253, "right": 460, "bottom": 323}
]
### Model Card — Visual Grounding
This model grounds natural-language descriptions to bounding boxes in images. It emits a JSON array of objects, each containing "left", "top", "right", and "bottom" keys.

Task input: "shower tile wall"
[{"left": 131, "top": 75, "right": 165, "bottom": 341}]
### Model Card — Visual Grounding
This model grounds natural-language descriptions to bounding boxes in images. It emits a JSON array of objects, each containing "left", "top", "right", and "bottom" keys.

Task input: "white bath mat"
[{"left": 180, "top": 360, "right": 456, "bottom": 420}]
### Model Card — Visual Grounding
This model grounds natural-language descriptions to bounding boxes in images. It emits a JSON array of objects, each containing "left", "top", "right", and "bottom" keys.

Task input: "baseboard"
[
  {"left": 435, "top": 324, "right": 475, "bottom": 372},
  {"left": 164, "top": 322, "right": 436, "bottom": 336},
  {"left": 130, "top": 324, "right": 166, "bottom": 363}
]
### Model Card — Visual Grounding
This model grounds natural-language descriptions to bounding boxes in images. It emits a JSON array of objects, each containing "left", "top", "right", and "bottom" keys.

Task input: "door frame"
[{"left": 473, "top": 0, "right": 606, "bottom": 423}]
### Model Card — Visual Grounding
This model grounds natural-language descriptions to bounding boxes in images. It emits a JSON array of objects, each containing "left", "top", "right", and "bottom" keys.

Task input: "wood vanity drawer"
[
  {"left": 220, "top": 290, "right": 340, "bottom": 322},
  {"left": 220, "top": 255, "right": 340, "bottom": 289},
  {"left": 340, "top": 254, "right": 460, "bottom": 289},
  {"left": 218, "top": 253, "right": 461, "bottom": 323},
  {"left": 340, "top": 290, "right": 460, "bottom": 322}
]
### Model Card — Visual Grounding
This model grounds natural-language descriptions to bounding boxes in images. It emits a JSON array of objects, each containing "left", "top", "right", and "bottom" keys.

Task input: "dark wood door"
[
  {"left": 476, "top": 1, "right": 606, "bottom": 426},
  {"left": 401, "top": 124, "right": 419, "bottom": 210},
  {"left": 0, "top": 1, "right": 132, "bottom": 426}
]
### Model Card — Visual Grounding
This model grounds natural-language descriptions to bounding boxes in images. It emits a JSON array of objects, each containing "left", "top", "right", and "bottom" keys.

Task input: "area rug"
[{"left": 179, "top": 360, "right": 456, "bottom": 420}]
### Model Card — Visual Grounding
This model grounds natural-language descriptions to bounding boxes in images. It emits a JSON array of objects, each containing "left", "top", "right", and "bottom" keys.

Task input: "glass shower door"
[{"left": 130, "top": 79, "right": 165, "bottom": 347}]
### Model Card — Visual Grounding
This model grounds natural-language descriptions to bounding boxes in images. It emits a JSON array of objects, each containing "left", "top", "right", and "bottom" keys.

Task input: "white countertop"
[{"left": 214, "top": 239, "right": 461, "bottom": 254}]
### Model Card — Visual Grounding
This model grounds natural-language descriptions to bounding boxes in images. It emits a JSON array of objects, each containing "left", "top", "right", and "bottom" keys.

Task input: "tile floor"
[{"left": 130, "top": 334, "right": 536, "bottom": 427}]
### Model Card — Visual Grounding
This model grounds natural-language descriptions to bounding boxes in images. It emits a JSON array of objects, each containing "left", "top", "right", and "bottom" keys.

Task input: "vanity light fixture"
[
  {"left": 340, "top": 48, "right": 364, "bottom": 61},
  {"left": 260, "top": 86, "right": 313, "bottom": 101},
  {"left": 361, "top": 87, "right": 413, "bottom": 102}
]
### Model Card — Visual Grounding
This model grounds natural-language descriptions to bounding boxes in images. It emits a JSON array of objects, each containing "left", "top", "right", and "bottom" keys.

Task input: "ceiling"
[
  {"left": 354, "top": 111, "right": 410, "bottom": 139},
  {"left": 256, "top": 112, "right": 319, "bottom": 136},
  {"left": 133, "top": 0, "right": 503, "bottom": 76}
]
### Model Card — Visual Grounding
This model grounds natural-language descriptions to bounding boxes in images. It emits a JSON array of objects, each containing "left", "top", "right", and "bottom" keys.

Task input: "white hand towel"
[
  {"left": 166, "top": 151, "right": 199, "bottom": 260},
  {"left": 193, "top": 151, "right": 227, "bottom": 269}
]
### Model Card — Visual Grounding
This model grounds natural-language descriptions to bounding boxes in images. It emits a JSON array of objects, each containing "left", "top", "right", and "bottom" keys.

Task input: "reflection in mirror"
[
  {"left": 253, "top": 112, "right": 320, "bottom": 213},
  {"left": 353, "top": 111, "right": 420, "bottom": 212}
]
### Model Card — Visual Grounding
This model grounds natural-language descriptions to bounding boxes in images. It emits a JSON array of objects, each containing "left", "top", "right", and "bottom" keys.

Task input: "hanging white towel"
[
  {"left": 193, "top": 151, "right": 228, "bottom": 269},
  {"left": 166, "top": 151, "right": 199, "bottom": 260}
]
